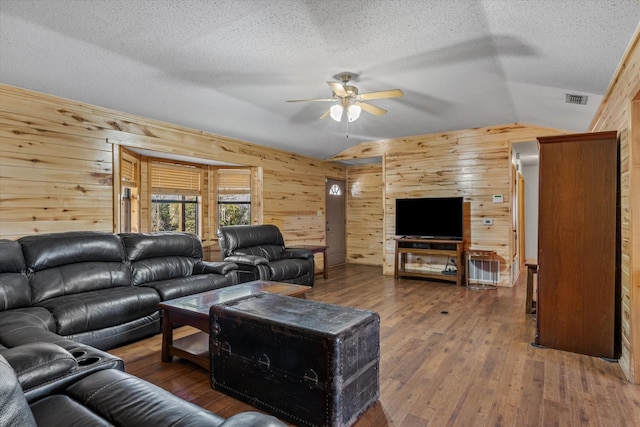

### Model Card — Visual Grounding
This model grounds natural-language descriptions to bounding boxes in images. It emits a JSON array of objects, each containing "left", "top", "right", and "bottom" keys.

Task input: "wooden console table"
[{"left": 394, "top": 238, "right": 465, "bottom": 286}]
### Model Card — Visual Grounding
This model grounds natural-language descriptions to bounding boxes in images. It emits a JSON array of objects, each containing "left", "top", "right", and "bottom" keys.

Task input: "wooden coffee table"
[{"left": 159, "top": 281, "right": 311, "bottom": 370}]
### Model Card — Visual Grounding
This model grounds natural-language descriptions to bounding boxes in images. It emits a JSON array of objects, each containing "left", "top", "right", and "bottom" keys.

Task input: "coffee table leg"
[{"left": 161, "top": 311, "right": 173, "bottom": 362}]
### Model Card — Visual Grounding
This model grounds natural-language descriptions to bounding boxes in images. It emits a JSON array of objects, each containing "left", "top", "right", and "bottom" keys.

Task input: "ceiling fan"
[{"left": 287, "top": 72, "right": 404, "bottom": 122}]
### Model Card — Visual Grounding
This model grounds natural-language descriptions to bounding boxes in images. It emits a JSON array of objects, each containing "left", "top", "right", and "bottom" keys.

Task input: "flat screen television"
[{"left": 395, "top": 197, "right": 463, "bottom": 240}]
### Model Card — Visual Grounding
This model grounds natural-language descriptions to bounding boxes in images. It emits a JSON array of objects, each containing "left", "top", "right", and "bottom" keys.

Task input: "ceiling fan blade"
[
  {"left": 320, "top": 109, "right": 331, "bottom": 120},
  {"left": 359, "top": 102, "right": 387, "bottom": 116},
  {"left": 327, "top": 81, "right": 348, "bottom": 97},
  {"left": 359, "top": 89, "right": 404, "bottom": 100},
  {"left": 286, "top": 98, "right": 336, "bottom": 103}
]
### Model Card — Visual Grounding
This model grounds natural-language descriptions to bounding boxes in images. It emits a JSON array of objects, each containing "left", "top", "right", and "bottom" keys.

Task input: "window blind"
[
  {"left": 217, "top": 169, "right": 251, "bottom": 195},
  {"left": 121, "top": 155, "right": 137, "bottom": 187},
  {"left": 151, "top": 162, "right": 201, "bottom": 196}
]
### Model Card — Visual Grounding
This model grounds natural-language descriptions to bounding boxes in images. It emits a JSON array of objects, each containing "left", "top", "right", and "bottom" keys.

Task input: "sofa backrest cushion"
[
  {"left": 0, "top": 240, "right": 31, "bottom": 311},
  {"left": 19, "top": 232, "right": 129, "bottom": 304},
  {"left": 217, "top": 225, "right": 285, "bottom": 260},
  {"left": 120, "top": 232, "right": 203, "bottom": 285}
]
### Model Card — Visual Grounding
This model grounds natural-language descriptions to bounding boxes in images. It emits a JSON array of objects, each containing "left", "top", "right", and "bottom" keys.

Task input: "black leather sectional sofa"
[
  {"left": 0, "top": 231, "right": 237, "bottom": 351},
  {"left": 0, "top": 231, "right": 286, "bottom": 426}
]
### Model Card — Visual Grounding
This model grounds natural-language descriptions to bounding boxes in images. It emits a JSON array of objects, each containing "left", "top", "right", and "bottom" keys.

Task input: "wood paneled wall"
[
  {"left": 333, "top": 124, "right": 568, "bottom": 286},
  {"left": 0, "top": 85, "right": 345, "bottom": 258},
  {"left": 346, "top": 163, "right": 384, "bottom": 266},
  {"left": 589, "top": 27, "right": 640, "bottom": 384},
  {"left": 0, "top": 101, "right": 115, "bottom": 238}
]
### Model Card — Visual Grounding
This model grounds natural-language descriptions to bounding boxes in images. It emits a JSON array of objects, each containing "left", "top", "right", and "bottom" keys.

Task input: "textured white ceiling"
[{"left": 1, "top": 0, "right": 638, "bottom": 160}]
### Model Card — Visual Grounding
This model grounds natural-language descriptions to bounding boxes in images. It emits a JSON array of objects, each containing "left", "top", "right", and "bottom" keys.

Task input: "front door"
[{"left": 325, "top": 178, "right": 346, "bottom": 267}]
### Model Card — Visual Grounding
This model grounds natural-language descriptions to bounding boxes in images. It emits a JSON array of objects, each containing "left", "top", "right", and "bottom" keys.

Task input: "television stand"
[{"left": 394, "top": 237, "right": 465, "bottom": 286}]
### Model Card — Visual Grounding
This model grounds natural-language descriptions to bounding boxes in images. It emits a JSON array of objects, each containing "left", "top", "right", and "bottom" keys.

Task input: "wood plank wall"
[
  {"left": 0, "top": 85, "right": 345, "bottom": 260},
  {"left": 346, "top": 163, "right": 384, "bottom": 266},
  {"left": 589, "top": 27, "right": 640, "bottom": 384},
  {"left": 0, "top": 91, "right": 115, "bottom": 238},
  {"left": 332, "top": 124, "right": 568, "bottom": 286}
]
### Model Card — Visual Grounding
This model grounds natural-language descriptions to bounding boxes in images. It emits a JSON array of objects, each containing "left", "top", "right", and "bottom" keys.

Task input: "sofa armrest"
[
  {"left": 281, "top": 248, "right": 314, "bottom": 259},
  {"left": 224, "top": 254, "right": 269, "bottom": 266},
  {"left": 219, "top": 412, "right": 287, "bottom": 427},
  {"left": 0, "top": 355, "right": 37, "bottom": 427},
  {"left": 193, "top": 261, "right": 238, "bottom": 275},
  {"left": 64, "top": 369, "right": 226, "bottom": 426},
  {"left": 0, "top": 342, "right": 77, "bottom": 391}
]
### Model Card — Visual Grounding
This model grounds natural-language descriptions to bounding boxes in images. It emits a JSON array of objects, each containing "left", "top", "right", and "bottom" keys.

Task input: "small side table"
[
  {"left": 466, "top": 249, "right": 498, "bottom": 290},
  {"left": 525, "top": 260, "right": 538, "bottom": 314},
  {"left": 290, "top": 245, "right": 329, "bottom": 279}
]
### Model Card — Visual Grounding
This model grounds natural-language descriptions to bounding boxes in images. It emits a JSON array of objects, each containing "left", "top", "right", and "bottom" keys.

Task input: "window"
[
  {"left": 329, "top": 183, "right": 342, "bottom": 196},
  {"left": 151, "top": 194, "right": 199, "bottom": 233},
  {"left": 217, "top": 169, "right": 251, "bottom": 226},
  {"left": 151, "top": 162, "right": 202, "bottom": 234}
]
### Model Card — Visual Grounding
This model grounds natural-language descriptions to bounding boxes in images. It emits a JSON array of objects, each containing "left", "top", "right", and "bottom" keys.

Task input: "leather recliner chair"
[{"left": 217, "top": 224, "right": 315, "bottom": 286}]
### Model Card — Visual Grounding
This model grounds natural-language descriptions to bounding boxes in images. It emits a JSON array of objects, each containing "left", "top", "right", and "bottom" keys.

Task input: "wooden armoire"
[{"left": 535, "top": 131, "right": 618, "bottom": 358}]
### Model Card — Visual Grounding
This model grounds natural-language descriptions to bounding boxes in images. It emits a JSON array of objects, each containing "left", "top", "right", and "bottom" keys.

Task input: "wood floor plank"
[{"left": 109, "top": 265, "right": 640, "bottom": 427}]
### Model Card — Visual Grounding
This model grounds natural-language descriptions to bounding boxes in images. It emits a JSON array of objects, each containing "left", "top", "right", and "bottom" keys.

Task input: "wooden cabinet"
[
  {"left": 394, "top": 238, "right": 465, "bottom": 286},
  {"left": 535, "top": 131, "right": 618, "bottom": 358}
]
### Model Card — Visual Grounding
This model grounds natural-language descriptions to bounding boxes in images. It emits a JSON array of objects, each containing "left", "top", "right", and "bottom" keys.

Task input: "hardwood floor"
[{"left": 110, "top": 265, "right": 640, "bottom": 426}]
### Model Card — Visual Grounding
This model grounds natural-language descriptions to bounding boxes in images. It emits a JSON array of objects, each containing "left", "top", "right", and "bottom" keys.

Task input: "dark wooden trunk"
[{"left": 209, "top": 293, "right": 380, "bottom": 427}]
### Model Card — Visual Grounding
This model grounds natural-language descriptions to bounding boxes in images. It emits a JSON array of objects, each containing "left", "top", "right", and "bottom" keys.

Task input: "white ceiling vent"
[{"left": 565, "top": 94, "right": 588, "bottom": 105}]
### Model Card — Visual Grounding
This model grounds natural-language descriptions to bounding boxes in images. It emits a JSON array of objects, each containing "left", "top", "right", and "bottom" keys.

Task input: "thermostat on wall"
[{"left": 492, "top": 195, "right": 504, "bottom": 204}]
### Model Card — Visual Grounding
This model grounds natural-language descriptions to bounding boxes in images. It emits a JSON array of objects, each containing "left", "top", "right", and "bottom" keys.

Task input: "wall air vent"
[{"left": 565, "top": 93, "right": 588, "bottom": 105}]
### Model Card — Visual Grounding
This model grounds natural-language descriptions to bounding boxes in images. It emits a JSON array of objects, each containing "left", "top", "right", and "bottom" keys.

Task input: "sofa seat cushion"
[
  {"left": 36, "top": 287, "right": 160, "bottom": 336},
  {"left": 141, "top": 274, "right": 231, "bottom": 301},
  {"left": 65, "top": 312, "right": 160, "bottom": 351},
  {"left": 237, "top": 244, "right": 284, "bottom": 262},
  {"left": 268, "top": 259, "right": 312, "bottom": 282}
]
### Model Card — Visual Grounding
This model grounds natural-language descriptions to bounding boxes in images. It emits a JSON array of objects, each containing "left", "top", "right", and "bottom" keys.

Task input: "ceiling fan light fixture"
[
  {"left": 287, "top": 72, "right": 402, "bottom": 126},
  {"left": 329, "top": 104, "right": 343, "bottom": 122},
  {"left": 347, "top": 103, "right": 361, "bottom": 122}
]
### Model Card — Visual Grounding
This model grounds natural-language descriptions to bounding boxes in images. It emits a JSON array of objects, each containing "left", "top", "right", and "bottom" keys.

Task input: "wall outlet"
[{"left": 483, "top": 218, "right": 494, "bottom": 225}]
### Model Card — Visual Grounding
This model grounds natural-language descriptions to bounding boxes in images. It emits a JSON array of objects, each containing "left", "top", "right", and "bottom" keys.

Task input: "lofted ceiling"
[{"left": 0, "top": 0, "right": 638, "bottom": 161}]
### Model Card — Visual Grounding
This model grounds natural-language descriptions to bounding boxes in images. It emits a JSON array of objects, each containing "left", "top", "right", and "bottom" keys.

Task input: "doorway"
[
  {"left": 512, "top": 141, "right": 540, "bottom": 261},
  {"left": 325, "top": 178, "right": 346, "bottom": 267}
]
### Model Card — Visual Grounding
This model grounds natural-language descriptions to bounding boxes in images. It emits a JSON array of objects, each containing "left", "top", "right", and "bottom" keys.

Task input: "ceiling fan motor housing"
[{"left": 338, "top": 85, "right": 358, "bottom": 99}]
